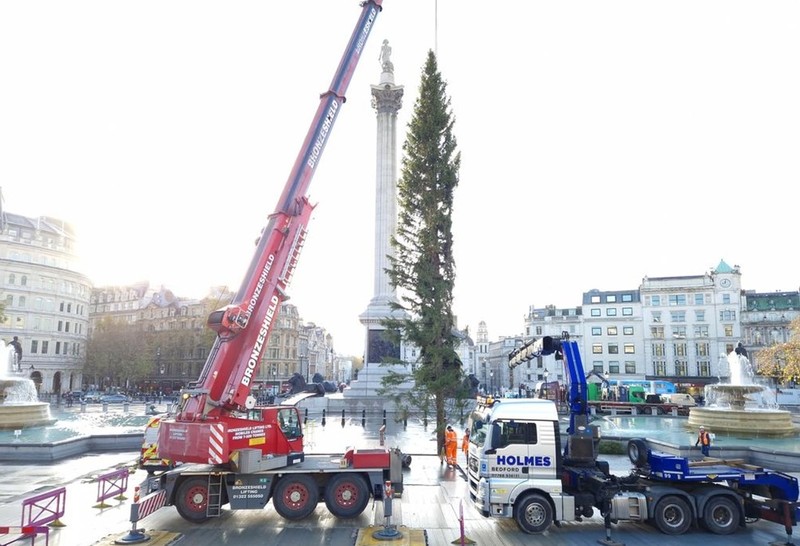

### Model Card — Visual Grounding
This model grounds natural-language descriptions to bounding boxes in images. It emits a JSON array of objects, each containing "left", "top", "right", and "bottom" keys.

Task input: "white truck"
[{"left": 467, "top": 335, "right": 800, "bottom": 540}]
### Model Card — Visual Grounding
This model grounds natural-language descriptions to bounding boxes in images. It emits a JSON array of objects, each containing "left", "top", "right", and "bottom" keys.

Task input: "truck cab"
[{"left": 467, "top": 397, "right": 571, "bottom": 532}]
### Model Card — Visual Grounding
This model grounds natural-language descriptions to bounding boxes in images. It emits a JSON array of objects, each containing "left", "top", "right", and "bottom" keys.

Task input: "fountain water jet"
[
  {"left": 687, "top": 347, "right": 796, "bottom": 436},
  {"left": 0, "top": 341, "right": 55, "bottom": 430}
]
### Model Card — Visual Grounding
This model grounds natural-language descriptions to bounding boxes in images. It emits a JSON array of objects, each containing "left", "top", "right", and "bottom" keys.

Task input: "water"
[
  {"left": 590, "top": 414, "right": 800, "bottom": 453},
  {"left": 0, "top": 405, "right": 440, "bottom": 455},
  {"left": 2, "top": 402, "right": 797, "bottom": 456},
  {"left": 0, "top": 407, "right": 151, "bottom": 443}
]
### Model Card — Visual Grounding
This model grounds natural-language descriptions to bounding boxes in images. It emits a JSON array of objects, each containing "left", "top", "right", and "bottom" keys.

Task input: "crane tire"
[
  {"left": 702, "top": 496, "right": 739, "bottom": 535},
  {"left": 513, "top": 493, "right": 553, "bottom": 534},
  {"left": 272, "top": 474, "right": 319, "bottom": 520},
  {"left": 653, "top": 495, "right": 693, "bottom": 535},
  {"left": 175, "top": 477, "right": 211, "bottom": 523},
  {"left": 627, "top": 438, "right": 649, "bottom": 468},
  {"left": 324, "top": 473, "right": 370, "bottom": 518}
]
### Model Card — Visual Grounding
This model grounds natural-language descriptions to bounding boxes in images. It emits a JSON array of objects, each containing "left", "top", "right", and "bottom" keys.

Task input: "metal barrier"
[
  {"left": 0, "top": 485, "right": 66, "bottom": 545},
  {"left": 20, "top": 487, "right": 66, "bottom": 529},
  {"left": 0, "top": 525, "right": 50, "bottom": 546},
  {"left": 93, "top": 467, "right": 129, "bottom": 509}
]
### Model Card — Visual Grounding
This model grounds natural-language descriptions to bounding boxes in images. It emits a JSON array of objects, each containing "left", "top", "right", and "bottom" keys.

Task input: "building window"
[
  {"left": 652, "top": 312, "right": 662, "bottom": 323},
  {"left": 608, "top": 362, "right": 620, "bottom": 374},
  {"left": 654, "top": 361, "right": 666, "bottom": 376},
  {"left": 592, "top": 362, "right": 604, "bottom": 373},
  {"left": 623, "top": 343, "right": 635, "bottom": 354},
  {"left": 722, "top": 294, "right": 731, "bottom": 305},
  {"left": 697, "top": 361, "right": 711, "bottom": 376},
  {"left": 591, "top": 295, "right": 601, "bottom": 304},
  {"left": 608, "top": 344, "right": 619, "bottom": 354},
  {"left": 724, "top": 324, "right": 734, "bottom": 337},
  {"left": 694, "top": 293, "right": 705, "bottom": 305},
  {"left": 651, "top": 295, "right": 661, "bottom": 306},
  {"left": 673, "top": 326, "right": 687, "bottom": 337},
  {"left": 591, "top": 309, "right": 601, "bottom": 317},
  {"left": 606, "top": 308, "right": 617, "bottom": 317},
  {"left": 622, "top": 294, "right": 633, "bottom": 302},
  {"left": 592, "top": 327, "right": 602, "bottom": 336},
  {"left": 622, "top": 307, "right": 633, "bottom": 316},
  {"left": 652, "top": 343, "right": 666, "bottom": 357},
  {"left": 720, "top": 310, "right": 736, "bottom": 321},
  {"left": 31, "top": 340, "right": 38, "bottom": 354},
  {"left": 694, "top": 325, "right": 709, "bottom": 337},
  {"left": 695, "top": 310, "right": 705, "bottom": 322},
  {"left": 674, "top": 343, "right": 688, "bottom": 357},
  {"left": 650, "top": 326, "right": 664, "bottom": 339},
  {"left": 671, "top": 311, "right": 686, "bottom": 322},
  {"left": 606, "top": 295, "right": 617, "bottom": 303},
  {"left": 607, "top": 326, "right": 617, "bottom": 336},
  {"left": 592, "top": 344, "right": 603, "bottom": 354},
  {"left": 625, "top": 361, "right": 636, "bottom": 374},
  {"left": 668, "top": 294, "right": 687, "bottom": 306},
  {"left": 696, "top": 342, "right": 710, "bottom": 356},
  {"left": 623, "top": 326, "right": 634, "bottom": 335},
  {"left": 675, "top": 361, "right": 688, "bottom": 376},
  {"left": 41, "top": 341, "right": 49, "bottom": 355}
]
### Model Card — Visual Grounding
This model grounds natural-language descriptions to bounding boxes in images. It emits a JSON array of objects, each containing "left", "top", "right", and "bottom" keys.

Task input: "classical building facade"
[
  {"left": 519, "top": 260, "right": 797, "bottom": 394},
  {"left": 0, "top": 210, "right": 90, "bottom": 395}
]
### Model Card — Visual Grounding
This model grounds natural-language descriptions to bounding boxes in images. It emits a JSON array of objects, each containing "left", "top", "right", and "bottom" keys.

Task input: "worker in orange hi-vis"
[
  {"left": 445, "top": 425, "right": 458, "bottom": 467},
  {"left": 462, "top": 428, "right": 470, "bottom": 457}
]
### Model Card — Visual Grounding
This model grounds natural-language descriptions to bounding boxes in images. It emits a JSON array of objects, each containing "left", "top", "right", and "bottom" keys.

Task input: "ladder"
[{"left": 207, "top": 474, "right": 224, "bottom": 517}]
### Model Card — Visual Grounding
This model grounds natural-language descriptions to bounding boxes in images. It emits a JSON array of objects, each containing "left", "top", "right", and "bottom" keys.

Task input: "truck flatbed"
[{"left": 646, "top": 451, "right": 800, "bottom": 501}]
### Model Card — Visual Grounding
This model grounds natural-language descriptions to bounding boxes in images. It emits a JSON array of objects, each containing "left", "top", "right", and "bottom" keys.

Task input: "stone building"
[{"left": 0, "top": 208, "right": 90, "bottom": 395}]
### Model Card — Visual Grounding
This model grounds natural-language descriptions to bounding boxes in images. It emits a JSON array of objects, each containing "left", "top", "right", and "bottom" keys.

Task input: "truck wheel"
[
  {"left": 703, "top": 496, "right": 739, "bottom": 535},
  {"left": 324, "top": 473, "right": 370, "bottom": 518},
  {"left": 273, "top": 474, "right": 319, "bottom": 520},
  {"left": 653, "top": 495, "right": 692, "bottom": 535},
  {"left": 627, "top": 439, "right": 649, "bottom": 468},
  {"left": 514, "top": 493, "right": 553, "bottom": 534},
  {"left": 175, "top": 477, "right": 211, "bottom": 523}
]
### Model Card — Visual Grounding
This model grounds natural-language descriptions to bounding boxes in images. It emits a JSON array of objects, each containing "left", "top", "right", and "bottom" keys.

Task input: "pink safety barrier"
[
  {"left": 20, "top": 487, "right": 66, "bottom": 529},
  {"left": 0, "top": 525, "right": 50, "bottom": 546},
  {"left": 94, "top": 467, "right": 129, "bottom": 509}
]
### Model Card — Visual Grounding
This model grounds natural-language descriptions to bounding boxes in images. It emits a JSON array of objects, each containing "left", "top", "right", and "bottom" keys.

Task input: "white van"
[{"left": 662, "top": 393, "right": 696, "bottom": 406}]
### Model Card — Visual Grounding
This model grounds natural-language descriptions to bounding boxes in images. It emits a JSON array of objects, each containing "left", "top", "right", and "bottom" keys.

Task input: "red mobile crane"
[{"left": 144, "top": 0, "right": 403, "bottom": 524}]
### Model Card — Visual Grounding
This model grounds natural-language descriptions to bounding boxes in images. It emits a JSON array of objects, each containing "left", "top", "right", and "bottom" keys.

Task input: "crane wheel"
[
  {"left": 272, "top": 474, "right": 319, "bottom": 520},
  {"left": 324, "top": 473, "right": 370, "bottom": 518},
  {"left": 627, "top": 438, "right": 649, "bottom": 468}
]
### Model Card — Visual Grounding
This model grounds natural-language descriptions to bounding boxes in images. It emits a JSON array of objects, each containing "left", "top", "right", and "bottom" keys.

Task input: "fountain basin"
[
  {"left": 687, "top": 407, "right": 797, "bottom": 436},
  {"left": 0, "top": 402, "right": 57, "bottom": 430},
  {"left": 1, "top": 377, "right": 56, "bottom": 429}
]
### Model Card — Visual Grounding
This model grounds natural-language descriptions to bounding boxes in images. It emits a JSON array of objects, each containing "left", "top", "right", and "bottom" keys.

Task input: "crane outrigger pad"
[{"left": 355, "top": 526, "right": 427, "bottom": 545}]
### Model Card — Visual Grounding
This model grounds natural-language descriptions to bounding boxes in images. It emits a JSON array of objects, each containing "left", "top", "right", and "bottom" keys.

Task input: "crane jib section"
[{"left": 159, "top": 1, "right": 383, "bottom": 465}]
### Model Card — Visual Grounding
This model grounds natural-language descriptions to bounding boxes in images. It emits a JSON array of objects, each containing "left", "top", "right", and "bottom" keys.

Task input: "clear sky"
[{"left": 1, "top": 1, "right": 798, "bottom": 358}]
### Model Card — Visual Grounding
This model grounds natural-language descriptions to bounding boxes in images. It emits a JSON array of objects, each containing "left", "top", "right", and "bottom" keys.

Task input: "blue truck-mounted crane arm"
[{"left": 509, "top": 333, "right": 589, "bottom": 434}]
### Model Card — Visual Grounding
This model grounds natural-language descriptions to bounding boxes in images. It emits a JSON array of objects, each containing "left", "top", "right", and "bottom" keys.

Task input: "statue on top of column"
[{"left": 379, "top": 39, "right": 393, "bottom": 73}]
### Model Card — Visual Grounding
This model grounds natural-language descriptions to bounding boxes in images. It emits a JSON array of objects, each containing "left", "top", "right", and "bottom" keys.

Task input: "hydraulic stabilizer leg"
[{"left": 597, "top": 502, "right": 624, "bottom": 546}]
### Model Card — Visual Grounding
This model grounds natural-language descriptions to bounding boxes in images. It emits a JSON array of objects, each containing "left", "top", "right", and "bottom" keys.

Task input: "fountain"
[
  {"left": 687, "top": 346, "right": 797, "bottom": 436},
  {"left": 0, "top": 341, "right": 55, "bottom": 430}
]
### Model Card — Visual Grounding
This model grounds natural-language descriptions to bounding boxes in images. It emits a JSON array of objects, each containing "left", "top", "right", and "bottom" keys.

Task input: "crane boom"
[{"left": 158, "top": 1, "right": 383, "bottom": 465}]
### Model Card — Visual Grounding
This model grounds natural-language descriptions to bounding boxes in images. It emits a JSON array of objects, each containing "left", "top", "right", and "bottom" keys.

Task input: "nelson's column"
[{"left": 349, "top": 40, "right": 410, "bottom": 397}]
